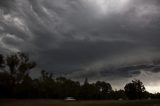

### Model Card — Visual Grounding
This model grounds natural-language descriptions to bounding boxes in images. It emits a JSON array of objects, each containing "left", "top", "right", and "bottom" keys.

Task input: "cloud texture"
[{"left": 0, "top": 0, "right": 160, "bottom": 92}]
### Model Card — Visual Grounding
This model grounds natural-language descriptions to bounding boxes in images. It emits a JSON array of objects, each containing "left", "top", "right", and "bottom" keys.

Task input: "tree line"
[{"left": 0, "top": 52, "right": 160, "bottom": 100}]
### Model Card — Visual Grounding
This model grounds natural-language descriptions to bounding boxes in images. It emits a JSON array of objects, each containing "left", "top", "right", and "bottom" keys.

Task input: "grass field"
[{"left": 0, "top": 99, "right": 160, "bottom": 106}]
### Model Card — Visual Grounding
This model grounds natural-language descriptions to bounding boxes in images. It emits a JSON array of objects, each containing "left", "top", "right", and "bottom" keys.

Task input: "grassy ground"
[{"left": 0, "top": 99, "right": 160, "bottom": 106}]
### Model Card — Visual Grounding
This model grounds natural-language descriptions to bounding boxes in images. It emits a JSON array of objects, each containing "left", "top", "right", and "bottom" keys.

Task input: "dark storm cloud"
[
  {"left": 1, "top": 0, "right": 160, "bottom": 84},
  {"left": 105, "top": 64, "right": 160, "bottom": 77},
  {"left": 0, "top": 0, "right": 15, "bottom": 9},
  {"left": 0, "top": 0, "right": 16, "bottom": 14},
  {"left": 35, "top": 40, "right": 136, "bottom": 74}
]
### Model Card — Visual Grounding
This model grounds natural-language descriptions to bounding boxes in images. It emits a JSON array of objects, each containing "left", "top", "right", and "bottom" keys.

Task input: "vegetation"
[
  {"left": 124, "top": 80, "right": 145, "bottom": 100},
  {"left": 0, "top": 52, "right": 160, "bottom": 100}
]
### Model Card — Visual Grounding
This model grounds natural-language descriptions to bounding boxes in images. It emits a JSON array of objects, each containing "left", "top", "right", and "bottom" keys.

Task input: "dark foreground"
[{"left": 0, "top": 99, "right": 160, "bottom": 106}]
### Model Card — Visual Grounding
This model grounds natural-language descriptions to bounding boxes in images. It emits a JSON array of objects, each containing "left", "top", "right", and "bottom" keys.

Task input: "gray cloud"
[
  {"left": 1, "top": 0, "right": 160, "bottom": 90},
  {"left": 0, "top": 0, "right": 15, "bottom": 12}
]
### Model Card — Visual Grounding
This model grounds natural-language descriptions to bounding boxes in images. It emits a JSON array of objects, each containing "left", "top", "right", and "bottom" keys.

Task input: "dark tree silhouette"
[
  {"left": 0, "top": 54, "right": 4, "bottom": 68},
  {"left": 113, "top": 90, "right": 127, "bottom": 100},
  {"left": 0, "top": 52, "right": 160, "bottom": 100},
  {"left": 38, "top": 70, "right": 55, "bottom": 98},
  {"left": 84, "top": 77, "right": 89, "bottom": 85},
  {"left": 80, "top": 78, "right": 99, "bottom": 100},
  {"left": 95, "top": 81, "right": 112, "bottom": 99},
  {"left": 6, "top": 52, "right": 36, "bottom": 85},
  {"left": 124, "top": 79, "right": 145, "bottom": 100},
  {"left": 0, "top": 52, "right": 36, "bottom": 98},
  {"left": 55, "top": 77, "right": 80, "bottom": 99}
]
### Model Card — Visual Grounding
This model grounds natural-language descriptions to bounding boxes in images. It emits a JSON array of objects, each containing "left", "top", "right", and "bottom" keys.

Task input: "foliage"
[
  {"left": 0, "top": 52, "right": 160, "bottom": 100},
  {"left": 124, "top": 80, "right": 146, "bottom": 100}
]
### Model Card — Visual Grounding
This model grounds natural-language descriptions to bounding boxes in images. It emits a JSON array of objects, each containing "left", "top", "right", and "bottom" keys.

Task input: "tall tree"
[
  {"left": 80, "top": 78, "right": 99, "bottom": 100},
  {"left": 39, "top": 70, "right": 55, "bottom": 98},
  {"left": 95, "top": 81, "right": 112, "bottom": 99},
  {"left": 6, "top": 52, "right": 36, "bottom": 85},
  {"left": 124, "top": 79, "right": 145, "bottom": 100},
  {"left": 84, "top": 77, "right": 89, "bottom": 85},
  {"left": 0, "top": 54, "right": 5, "bottom": 68}
]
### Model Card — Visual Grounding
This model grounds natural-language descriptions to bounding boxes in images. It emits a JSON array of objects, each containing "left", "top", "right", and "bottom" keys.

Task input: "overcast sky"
[{"left": 0, "top": 0, "right": 160, "bottom": 93}]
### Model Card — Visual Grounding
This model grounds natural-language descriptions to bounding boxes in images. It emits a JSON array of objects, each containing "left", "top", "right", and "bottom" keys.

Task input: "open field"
[{"left": 0, "top": 99, "right": 160, "bottom": 106}]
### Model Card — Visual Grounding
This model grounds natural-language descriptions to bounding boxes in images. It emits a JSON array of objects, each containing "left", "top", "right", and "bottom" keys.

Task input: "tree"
[
  {"left": 2, "top": 52, "right": 36, "bottom": 98},
  {"left": 95, "top": 81, "right": 112, "bottom": 99},
  {"left": 0, "top": 52, "right": 153, "bottom": 100},
  {"left": 84, "top": 77, "right": 89, "bottom": 85},
  {"left": 55, "top": 77, "right": 80, "bottom": 99},
  {"left": 0, "top": 52, "right": 37, "bottom": 98},
  {"left": 0, "top": 54, "right": 5, "bottom": 68},
  {"left": 113, "top": 89, "right": 127, "bottom": 100},
  {"left": 80, "top": 78, "right": 98, "bottom": 100},
  {"left": 6, "top": 52, "right": 36, "bottom": 85},
  {"left": 38, "top": 70, "right": 55, "bottom": 98},
  {"left": 0, "top": 72, "right": 10, "bottom": 98},
  {"left": 124, "top": 79, "right": 145, "bottom": 100}
]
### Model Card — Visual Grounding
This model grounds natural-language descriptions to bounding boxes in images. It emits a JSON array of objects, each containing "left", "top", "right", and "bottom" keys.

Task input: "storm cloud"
[{"left": 0, "top": 0, "right": 160, "bottom": 92}]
